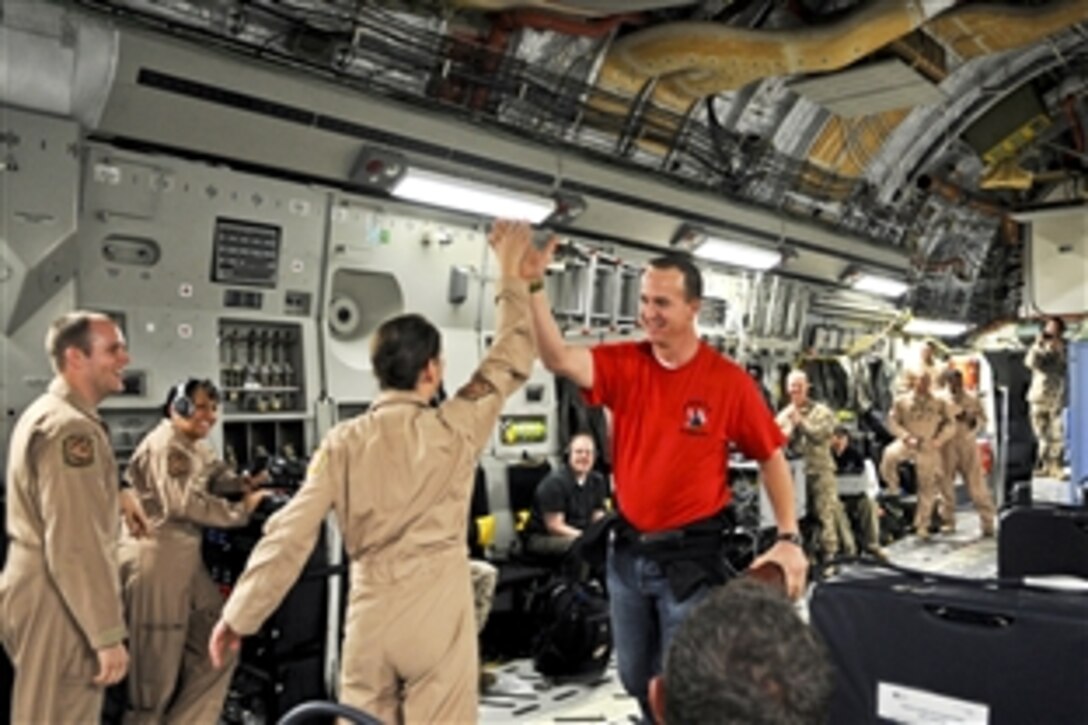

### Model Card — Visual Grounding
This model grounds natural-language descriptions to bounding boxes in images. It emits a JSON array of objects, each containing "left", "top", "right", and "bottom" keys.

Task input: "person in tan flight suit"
[
  {"left": 1025, "top": 316, "right": 1068, "bottom": 478},
  {"left": 879, "top": 369, "right": 956, "bottom": 541},
  {"left": 0, "top": 311, "right": 134, "bottom": 723},
  {"left": 776, "top": 370, "right": 856, "bottom": 563},
  {"left": 897, "top": 340, "right": 946, "bottom": 395},
  {"left": 919, "top": 341, "right": 946, "bottom": 392},
  {"left": 936, "top": 369, "right": 996, "bottom": 537},
  {"left": 208, "top": 219, "right": 536, "bottom": 723},
  {"left": 120, "top": 379, "right": 269, "bottom": 723}
]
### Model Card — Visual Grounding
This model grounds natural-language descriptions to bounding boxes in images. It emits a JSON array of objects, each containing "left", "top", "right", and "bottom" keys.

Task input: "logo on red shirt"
[{"left": 683, "top": 401, "right": 709, "bottom": 434}]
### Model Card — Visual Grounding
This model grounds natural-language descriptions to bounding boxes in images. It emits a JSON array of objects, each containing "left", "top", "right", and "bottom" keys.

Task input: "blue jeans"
[{"left": 607, "top": 539, "right": 711, "bottom": 722}]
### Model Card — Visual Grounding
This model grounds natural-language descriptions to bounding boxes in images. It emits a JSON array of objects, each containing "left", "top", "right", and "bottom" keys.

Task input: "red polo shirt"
[{"left": 584, "top": 340, "right": 784, "bottom": 532}]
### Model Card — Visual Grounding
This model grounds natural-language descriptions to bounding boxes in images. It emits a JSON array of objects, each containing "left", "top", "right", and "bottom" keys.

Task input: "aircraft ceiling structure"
[{"left": 71, "top": 0, "right": 1088, "bottom": 324}]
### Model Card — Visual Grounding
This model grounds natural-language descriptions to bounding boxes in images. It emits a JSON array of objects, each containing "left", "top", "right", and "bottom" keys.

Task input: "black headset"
[{"left": 171, "top": 380, "right": 194, "bottom": 418}]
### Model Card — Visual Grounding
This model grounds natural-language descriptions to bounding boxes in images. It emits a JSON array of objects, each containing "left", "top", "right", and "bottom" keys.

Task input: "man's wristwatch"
[{"left": 776, "top": 531, "right": 803, "bottom": 548}]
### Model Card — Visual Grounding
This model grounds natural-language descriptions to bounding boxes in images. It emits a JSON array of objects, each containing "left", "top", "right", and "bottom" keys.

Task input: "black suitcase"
[
  {"left": 998, "top": 505, "right": 1088, "bottom": 579},
  {"left": 810, "top": 563, "right": 1088, "bottom": 724},
  {"left": 224, "top": 652, "right": 327, "bottom": 723}
]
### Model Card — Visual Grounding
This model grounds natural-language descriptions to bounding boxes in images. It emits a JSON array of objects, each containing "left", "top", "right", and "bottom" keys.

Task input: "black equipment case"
[
  {"left": 998, "top": 504, "right": 1088, "bottom": 579},
  {"left": 810, "top": 563, "right": 1088, "bottom": 724}
]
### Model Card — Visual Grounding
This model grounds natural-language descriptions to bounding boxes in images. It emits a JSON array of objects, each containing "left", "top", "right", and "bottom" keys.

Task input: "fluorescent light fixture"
[
  {"left": 1010, "top": 200, "right": 1087, "bottom": 222},
  {"left": 391, "top": 168, "right": 555, "bottom": 224},
  {"left": 673, "top": 227, "right": 782, "bottom": 271},
  {"left": 903, "top": 317, "right": 970, "bottom": 338},
  {"left": 692, "top": 237, "right": 782, "bottom": 270},
  {"left": 849, "top": 272, "right": 909, "bottom": 298}
]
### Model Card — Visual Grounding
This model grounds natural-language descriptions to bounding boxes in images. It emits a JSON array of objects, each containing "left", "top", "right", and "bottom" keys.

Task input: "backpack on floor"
[{"left": 530, "top": 577, "right": 612, "bottom": 679}]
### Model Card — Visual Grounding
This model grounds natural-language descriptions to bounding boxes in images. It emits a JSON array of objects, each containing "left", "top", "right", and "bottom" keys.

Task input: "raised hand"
[{"left": 519, "top": 233, "right": 559, "bottom": 282}]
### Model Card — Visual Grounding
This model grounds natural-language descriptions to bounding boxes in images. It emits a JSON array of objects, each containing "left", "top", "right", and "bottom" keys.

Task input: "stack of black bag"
[{"left": 204, "top": 480, "right": 337, "bottom": 722}]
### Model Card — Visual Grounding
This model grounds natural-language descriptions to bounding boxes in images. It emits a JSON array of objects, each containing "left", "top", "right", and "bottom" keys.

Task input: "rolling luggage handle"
[
  {"left": 821, "top": 555, "right": 1088, "bottom": 595},
  {"left": 922, "top": 603, "right": 1014, "bottom": 629},
  {"left": 276, "top": 700, "right": 382, "bottom": 725}
]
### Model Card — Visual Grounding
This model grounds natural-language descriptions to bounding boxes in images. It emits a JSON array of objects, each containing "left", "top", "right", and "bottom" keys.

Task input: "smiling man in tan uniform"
[
  {"left": 0, "top": 311, "right": 132, "bottom": 723},
  {"left": 879, "top": 369, "right": 956, "bottom": 541},
  {"left": 209, "top": 219, "right": 536, "bottom": 723}
]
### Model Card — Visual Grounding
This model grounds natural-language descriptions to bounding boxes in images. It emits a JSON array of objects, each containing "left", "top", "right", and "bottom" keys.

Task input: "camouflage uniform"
[
  {"left": 1025, "top": 339, "right": 1067, "bottom": 477},
  {"left": 880, "top": 391, "right": 955, "bottom": 539},
  {"left": 776, "top": 401, "right": 856, "bottom": 559},
  {"left": 470, "top": 559, "right": 497, "bottom": 632}
]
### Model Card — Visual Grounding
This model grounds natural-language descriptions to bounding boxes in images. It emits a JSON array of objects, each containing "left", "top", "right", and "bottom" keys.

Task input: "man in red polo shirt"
[{"left": 519, "top": 243, "right": 807, "bottom": 720}]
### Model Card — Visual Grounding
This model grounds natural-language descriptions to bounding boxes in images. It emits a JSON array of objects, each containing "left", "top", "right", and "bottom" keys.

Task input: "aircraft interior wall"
[{"left": 4, "top": 3, "right": 1088, "bottom": 723}]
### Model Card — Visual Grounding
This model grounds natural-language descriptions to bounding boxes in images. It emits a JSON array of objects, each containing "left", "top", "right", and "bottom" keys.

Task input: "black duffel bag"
[{"left": 530, "top": 576, "right": 612, "bottom": 680}]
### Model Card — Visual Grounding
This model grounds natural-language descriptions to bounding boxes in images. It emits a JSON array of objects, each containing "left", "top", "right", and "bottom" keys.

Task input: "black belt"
[{"left": 614, "top": 509, "right": 732, "bottom": 553}]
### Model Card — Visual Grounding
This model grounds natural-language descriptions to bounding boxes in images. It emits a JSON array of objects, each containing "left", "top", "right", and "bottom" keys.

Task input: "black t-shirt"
[
  {"left": 527, "top": 468, "right": 609, "bottom": 536},
  {"left": 833, "top": 443, "right": 866, "bottom": 476}
]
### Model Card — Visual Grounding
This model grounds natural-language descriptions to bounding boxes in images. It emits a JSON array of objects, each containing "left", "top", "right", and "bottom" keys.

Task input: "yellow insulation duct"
[
  {"left": 799, "top": 0, "right": 1088, "bottom": 188},
  {"left": 807, "top": 109, "right": 910, "bottom": 183},
  {"left": 925, "top": 0, "right": 1088, "bottom": 59},
  {"left": 598, "top": 0, "right": 952, "bottom": 115}
]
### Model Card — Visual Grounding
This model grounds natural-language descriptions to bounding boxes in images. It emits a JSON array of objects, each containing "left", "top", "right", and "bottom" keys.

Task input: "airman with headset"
[{"left": 118, "top": 378, "right": 268, "bottom": 724}]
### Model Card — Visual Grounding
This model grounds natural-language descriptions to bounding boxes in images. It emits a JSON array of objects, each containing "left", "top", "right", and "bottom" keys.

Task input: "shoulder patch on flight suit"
[
  {"left": 306, "top": 449, "right": 327, "bottom": 481},
  {"left": 62, "top": 434, "right": 95, "bottom": 467},
  {"left": 167, "top": 448, "right": 192, "bottom": 478},
  {"left": 456, "top": 373, "right": 497, "bottom": 401}
]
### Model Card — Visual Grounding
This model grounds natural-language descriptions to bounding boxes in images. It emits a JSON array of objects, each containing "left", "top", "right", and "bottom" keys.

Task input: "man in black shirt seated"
[
  {"left": 831, "top": 426, "right": 887, "bottom": 559},
  {"left": 831, "top": 425, "right": 867, "bottom": 475},
  {"left": 525, "top": 433, "right": 610, "bottom": 558}
]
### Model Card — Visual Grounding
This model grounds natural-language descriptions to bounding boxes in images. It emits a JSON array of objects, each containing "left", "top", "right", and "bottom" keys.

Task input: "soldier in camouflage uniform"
[
  {"left": 880, "top": 369, "right": 956, "bottom": 541},
  {"left": 1025, "top": 317, "right": 1067, "bottom": 479},
  {"left": 776, "top": 370, "right": 856, "bottom": 562},
  {"left": 470, "top": 559, "right": 498, "bottom": 690}
]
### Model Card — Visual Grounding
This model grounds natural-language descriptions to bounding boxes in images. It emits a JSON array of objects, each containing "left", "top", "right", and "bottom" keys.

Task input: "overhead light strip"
[
  {"left": 391, "top": 168, "right": 556, "bottom": 224},
  {"left": 903, "top": 317, "right": 969, "bottom": 338},
  {"left": 673, "top": 226, "right": 783, "bottom": 271},
  {"left": 849, "top": 272, "right": 909, "bottom": 298},
  {"left": 692, "top": 237, "right": 783, "bottom": 271}
]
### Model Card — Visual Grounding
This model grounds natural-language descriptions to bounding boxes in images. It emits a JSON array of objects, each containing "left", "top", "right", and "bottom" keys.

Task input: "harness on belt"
[{"left": 613, "top": 508, "right": 737, "bottom": 601}]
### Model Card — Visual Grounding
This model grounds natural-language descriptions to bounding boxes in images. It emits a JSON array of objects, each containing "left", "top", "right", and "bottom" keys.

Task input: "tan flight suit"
[
  {"left": 896, "top": 360, "right": 944, "bottom": 394},
  {"left": 0, "top": 378, "right": 126, "bottom": 724},
  {"left": 922, "top": 361, "right": 946, "bottom": 392},
  {"left": 776, "top": 401, "right": 856, "bottom": 559},
  {"left": 120, "top": 418, "right": 251, "bottom": 724},
  {"left": 939, "top": 391, "right": 996, "bottom": 535},
  {"left": 880, "top": 392, "right": 955, "bottom": 539},
  {"left": 221, "top": 278, "right": 534, "bottom": 724},
  {"left": 1025, "top": 339, "right": 1067, "bottom": 477}
]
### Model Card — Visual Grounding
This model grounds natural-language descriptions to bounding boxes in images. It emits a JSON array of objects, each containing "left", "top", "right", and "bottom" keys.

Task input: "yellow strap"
[{"left": 474, "top": 514, "right": 496, "bottom": 548}]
